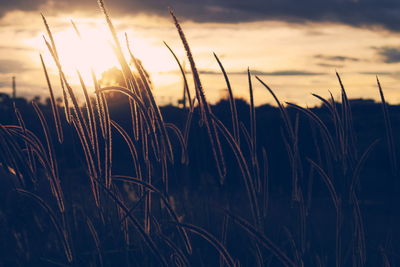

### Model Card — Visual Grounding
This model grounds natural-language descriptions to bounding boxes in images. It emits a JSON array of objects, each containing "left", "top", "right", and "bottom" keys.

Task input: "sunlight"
[
  {"left": 25, "top": 19, "right": 180, "bottom": 92},
  {"left": 52, "top": 24, "right": 118, "bottom": 82}
]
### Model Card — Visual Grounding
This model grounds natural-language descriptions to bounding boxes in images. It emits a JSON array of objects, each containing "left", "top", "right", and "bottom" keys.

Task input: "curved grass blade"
[
  {"left": 32, "top": 101, "right": 64, "bottom": 212},
  {"left": 40, "top": 54, "right": 63, "bottom": 143},
  {"left": 377, "top": 77, "right": 398, "bottom": 176},
  {"left": 173, "top": 222, "right": 236, "bottom": 267},
  {"left": 214, "top": 53, "right": 239, "bottom": 144},
  {"left": 350, "top": 139, "right": 380, "bottom": 194},
  {"left": 110, "top": 120, "right": 142, "bottom": 179},
  {"left": 286, "top": 102, "right": 337, "bottom": 159},
  {"left": 170, "top": 9, "right": 226, "bottom": 183},
  {"left": 212, "top": 114, "right": 261, "bottom": 229},
  {"left": 223, "top": 209, "right": 296, "bottom": 267},
  {"left": 13, "top": 106, "right": 37, "bottom": 176},
  {"left": 112, "top": 175, "right": 192, "bottom": 254},
  {"left": 16, "top": 189, "right": 73, "bottom": 263},
  {"left": 165, "top": 123, "right": 187, "bottom": 164},
  {"left": 164, "top": 41, "right": 193, "bottom": 111},
  {"left": 86, "top": 217, "right": 103, "bottom": 267},
  {"left": 256, "top": 76, "right": 294, "bottom": 139},
  {"left": 93, "top": 178, "right": 169, "bottom": 266}
]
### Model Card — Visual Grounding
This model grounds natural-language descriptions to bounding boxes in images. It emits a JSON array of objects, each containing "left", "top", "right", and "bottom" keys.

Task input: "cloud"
[
  {"left": 314, "top": 54, "right": 359, "bottom": 62},
  {"left": 375, "top": 47, "right": 400, "bottom": 63},
  {"left": 317, "top": 63, "right": 344, "bottom": 68},
  {"left": 0, "top": 59, "right": 31, "bottom": 73},
  {"left": 2, "top": 0, "right": 400, "bottom": 32},
  {"left": 0, "top": 0, "right": 47, "bottom": 17},
  {"left": 358, "top": 71, "right": 400, "bottom": 76},
  {"left": 0, "top": 46, "right": 35, "bottom": 52}
]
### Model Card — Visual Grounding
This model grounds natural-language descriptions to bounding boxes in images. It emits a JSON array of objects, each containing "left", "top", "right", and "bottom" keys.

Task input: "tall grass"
[{"left": 0, "top": 1, "right": 397, "bottom": 266}]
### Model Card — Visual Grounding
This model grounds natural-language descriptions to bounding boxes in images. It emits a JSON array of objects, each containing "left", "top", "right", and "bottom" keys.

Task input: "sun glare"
[
  {"left": 26, "top": 19, "right": 181, "bottom": 93},
  {"left": 52, "top": 25, "right": 118, "bottom": 82}
]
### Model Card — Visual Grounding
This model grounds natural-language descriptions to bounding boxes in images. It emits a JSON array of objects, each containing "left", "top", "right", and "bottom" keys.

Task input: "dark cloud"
[
  {"left": 74, "top": 0, "right": 400, "bottom": 32},
  {"left": 358, "top": 71, "right": 395, "bottom": 75},
  {"left": 0, "top": 0, "right": 47, "bottom": 16},
  {"left": 375, "top": 47, "right": 400, "bottom": 63},
  {"left": 2, "top": 0, "right": 400, "bottom": 31},
  {"left": 317, "top": 63, "right": 344, "bottom": 68},
  {"left": 181, "top": 69, "right": 325, "bottom": 76},
  {"left": 0, "top": 46, "right": 35, "bottom": 52},
  {"left": 0, "top": 59, "right": 31, "bottom": 74},
  {"left": 314, "top": 54, "right": 360, "bottom": 62}
]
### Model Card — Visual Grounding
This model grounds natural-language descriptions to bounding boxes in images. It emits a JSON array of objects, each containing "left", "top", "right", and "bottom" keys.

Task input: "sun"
[
  {"left": 50, "top": 24, "right": 119, "bottom": 83},
  {"left": 24, "top": 17, "right": 183, "bottom": 98},
  {"left": 39, "top": 22, "right": 179, "bottom": 85}
]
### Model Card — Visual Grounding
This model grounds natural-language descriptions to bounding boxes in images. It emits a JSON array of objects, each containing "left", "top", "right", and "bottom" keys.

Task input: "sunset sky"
[{"left": 1, "top": 0, "right": 400, "bottom": 106}]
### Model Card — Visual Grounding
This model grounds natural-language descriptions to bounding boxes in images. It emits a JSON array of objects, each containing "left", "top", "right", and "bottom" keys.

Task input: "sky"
[{"left": 1, "top": 0, "right": 400, "bottom": 106}]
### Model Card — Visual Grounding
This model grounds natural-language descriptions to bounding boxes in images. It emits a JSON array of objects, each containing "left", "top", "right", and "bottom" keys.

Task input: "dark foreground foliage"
[{"left": 1, "top": 1, "right": 400, "bottom": 266}]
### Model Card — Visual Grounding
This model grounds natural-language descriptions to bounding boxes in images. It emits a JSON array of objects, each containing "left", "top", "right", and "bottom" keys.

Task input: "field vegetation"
[{"left": 0, "top": 1, "right": 399, "bottom": 266}]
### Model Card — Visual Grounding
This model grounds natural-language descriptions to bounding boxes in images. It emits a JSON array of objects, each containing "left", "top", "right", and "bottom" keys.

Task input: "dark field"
[
  {"left": 1, "top": 2, "right": 400, "bottom": 266},
  {"left": 1, "top": 91, "right": 400, "bottom": 266}
]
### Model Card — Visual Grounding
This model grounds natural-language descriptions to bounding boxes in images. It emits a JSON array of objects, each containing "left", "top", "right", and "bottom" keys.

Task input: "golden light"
[
  {"left": 50, "top": 22, "right": 181, "bottom": 75},
  {"left": 51, "top": 24, "right": 119, "bottom": 82},
  {"left": 21, "top": 16, "right": 186, "bottom": 101}
]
